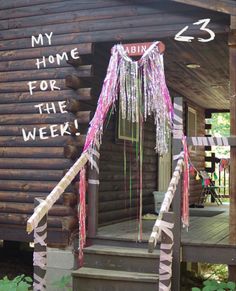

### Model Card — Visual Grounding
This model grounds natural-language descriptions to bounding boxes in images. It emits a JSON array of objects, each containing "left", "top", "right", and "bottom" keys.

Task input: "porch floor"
[
  {"left": 98, "top": 204, "right": 230, "bottom": 245},
  {"left": 96, "top": 204, "right": 236, "bottom": 264}
]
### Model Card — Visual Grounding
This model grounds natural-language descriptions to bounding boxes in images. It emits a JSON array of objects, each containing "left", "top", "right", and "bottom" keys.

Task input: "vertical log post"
[
  {"left": 33, "top": 198, "right": 47, "bottom": 291},
  {"left": 159, "top": 212, "right": 175, "bottom": 291},
  {"left": 172, "top": 97, "right": 183, "bottom": 291},
  {"left": 87, "top": 146, "right": 100, "bottom": 238},
  {"left": 229, "top": 15, "right": 236, "bottom": 281}
]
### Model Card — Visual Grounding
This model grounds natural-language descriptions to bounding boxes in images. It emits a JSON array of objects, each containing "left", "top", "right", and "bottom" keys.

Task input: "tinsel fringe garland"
[{"left": 79, "top": 41, "right": 174, "bottom": 262}]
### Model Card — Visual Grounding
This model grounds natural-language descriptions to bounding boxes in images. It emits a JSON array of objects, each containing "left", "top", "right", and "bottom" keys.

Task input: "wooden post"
[
  {"left": 87, "top": 146, "right": 100, "bottom": 238},
  {"left": 229, "top": 15, "right": 236, "bottom": 281},
  {"left": 159, "top": 212, "right": 175, "bottom": 291},
  {"left": 33, "top": 198, "right": 47, "bottom": 291},
  {"left": 172, "top": 97, "right": 183, "bottom": 291}
]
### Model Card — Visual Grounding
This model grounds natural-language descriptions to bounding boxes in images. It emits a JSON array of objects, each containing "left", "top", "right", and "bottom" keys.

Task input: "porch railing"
[
  {"left": 27, "top": 152, "right": 89, "bottom": 291},
  {"left": 148, "top": 152, "right": 185, "bottom": 291},
  {"left": 205, "top": 152, "right": 230, "bottom": 198}
]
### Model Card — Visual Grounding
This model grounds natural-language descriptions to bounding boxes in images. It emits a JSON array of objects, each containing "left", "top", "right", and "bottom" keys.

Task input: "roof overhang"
[{"left": 168, "top": 0, "right": 236, "bottom": 15}]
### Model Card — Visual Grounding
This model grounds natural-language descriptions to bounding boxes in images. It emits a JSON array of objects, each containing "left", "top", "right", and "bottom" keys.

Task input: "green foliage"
[
  {"left": 210, "top": 113, "right": 230, "bottom": 158},
  {"left": 192, "top": 279, "right": 236, "bottom": 291},
  {"left": 52, "top": 275, "right": 72, "bottom": 291},
  {"left": 0, "top": 274, "right": 32, "bottom": 291},
  {"left": 211, "top": 113, "right": 230, "bottom": 137}
]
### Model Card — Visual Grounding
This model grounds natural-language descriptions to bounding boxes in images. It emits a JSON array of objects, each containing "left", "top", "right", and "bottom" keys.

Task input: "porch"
[{"left": 93, "top": 204, "right": 236, "bottom": 265}]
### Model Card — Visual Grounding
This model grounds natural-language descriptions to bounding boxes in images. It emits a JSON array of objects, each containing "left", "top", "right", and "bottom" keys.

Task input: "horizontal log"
[
  {"left": 101, "top": 143, "right": 156, "bottom": 156},
  {"left": 0, "top": 65, "right": 92, "bottom": 82},
  {"left": 0, "top": 0, "right": 64, "bottom": 10},
  {"left": 0, "top": 213, "right": 76, "bottom": 229},
  {"left": 0, "top": 146, "right": 65, "bottom": 158},
  {"left": 0, "top": 169, "right": 63, "bottom": 181},
  {"left": 67, "top": 55, "right": 84, "bottom": 67},
  {"left": 65, "top": 74, "right": 86, "bottom": 89},
  {"left": 0, "top": 112, "right": 91, "bottom": 124},
  {"left": 0, "top": 88, "right": 94, "bottom": 104},
  {"left": 0, "top": 43, "right": 93, "bottom": 61},
  {"left": 99, "top": 171, "right": 157, "bottom": 181},
  {"left": 0, "top": 158, "right": 73, "bottom": 169},
  {"left": 0, "top": 202, "right": 75, "bottom": 216},
  {"left": 0, "top": 135, "right": 85, "bottom": 147},
  {"left": 66, "top": 99, "right": 80, "bottom": 112},
  {"left": 99, "top": 196, "right": 153, "bottom": 212},
  {"left": 0, "top": 123, "right": 88, "bottom": 136},
  {"left": 99, "top": 180, "right": 156, "bottom": 192},
  {"left": 0, "top": 101, "right": 94, "bottom": 115},
  {"left": 99, "top": 204, "right": 153, "bottom": 224},
  {"left": 64, "top": 145, "right": 82, "bottom": 159},
  {"left": 0, "top": 54, "right": 94, "bottom": 72},
  {"left": 0, "top": 77, "right": 91, "bottom": 95},
  {"left": 99, "top": 161, "right": 157, "bottom": 172},
  {"left": 0, "top": 191, "right": 76, "bottom": 206},
  {"left": 99, "top": 189, "right": 155, "bottom": 202},
  {"left": 101, "top": 154, "right": 157, "bottom": 164},
  {"left": 0, "top": 179, "right": 72, "bottom": 192}
]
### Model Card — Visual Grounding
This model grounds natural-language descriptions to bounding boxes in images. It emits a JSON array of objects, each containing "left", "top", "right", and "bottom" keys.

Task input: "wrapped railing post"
[
  {"left": 33, "top": 198, "right": 47, "bottom": 291},
  {"left": 159, "top": 212, "right": 174, "bottom": 291},
  {"left": 172, "top": 97, "right": 184, "bottom": 291}
]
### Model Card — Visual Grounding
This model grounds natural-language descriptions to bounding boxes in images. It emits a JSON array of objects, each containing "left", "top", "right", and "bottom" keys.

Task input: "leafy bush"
[
  {"left": 192, "top": 279, "right": 236, "bottom": 291},
  {"left": 52, "top": 275, "right": 72, "bottom": 291},
  {"left": 0, "top": 274, "right": 32, "bottom": 291}
]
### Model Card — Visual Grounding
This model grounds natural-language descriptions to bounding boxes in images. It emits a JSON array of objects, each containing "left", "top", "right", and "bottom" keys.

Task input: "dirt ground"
[{"left": 0, "top": 242, "right": 33, "bottom": 280}]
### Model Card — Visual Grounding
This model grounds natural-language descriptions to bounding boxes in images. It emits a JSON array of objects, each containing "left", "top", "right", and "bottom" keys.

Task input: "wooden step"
[
  {"left": 83, "top": 244, "right": 160, "bottom": 274},
  {"left": 72, "top": 267, "right": 159, "bottom": 291}
]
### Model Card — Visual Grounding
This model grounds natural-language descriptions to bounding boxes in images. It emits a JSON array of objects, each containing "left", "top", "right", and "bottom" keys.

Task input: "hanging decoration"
[
  {"left": 78, "top": 41, "right": 173, "bottom": 261},
  {"left": 182, "top": 136, "right": 190, "bottom": 229},
  {"left": 220, "top": 158, "right": 230, "bottom": 171}
]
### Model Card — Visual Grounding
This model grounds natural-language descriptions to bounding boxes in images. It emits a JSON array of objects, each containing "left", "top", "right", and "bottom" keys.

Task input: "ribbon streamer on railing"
[{"left": 191, "top": 136, "right": 229, "bottom": 146}]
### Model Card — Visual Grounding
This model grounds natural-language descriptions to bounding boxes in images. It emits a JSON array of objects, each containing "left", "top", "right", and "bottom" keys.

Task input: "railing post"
[
  {"left": 87, "top": 146, "right": 100, "bottom": 238},
  {"left": 159, "top": 212, "right": 175, "bottom": 291},
  {"left": 172, "top": 97, "right": 183, "bottom": 291},
  {"left": 33, "top": 198, "right": 47, "bottom": 291}
]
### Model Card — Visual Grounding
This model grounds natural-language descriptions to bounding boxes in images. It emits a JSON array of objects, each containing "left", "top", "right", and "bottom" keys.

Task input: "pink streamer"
[{"left": 78, "top": 42, "right": 173, "bottom": 261}]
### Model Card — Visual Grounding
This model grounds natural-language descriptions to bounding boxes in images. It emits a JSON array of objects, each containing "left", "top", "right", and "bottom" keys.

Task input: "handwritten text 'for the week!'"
[{"left": 22, "top": 32, "right": 81, "bottom": 142}]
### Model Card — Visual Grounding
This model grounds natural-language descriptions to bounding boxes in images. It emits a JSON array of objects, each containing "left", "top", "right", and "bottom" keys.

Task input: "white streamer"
[
  {"left": 33, "top": 273, "right": 46, "bottom": 291},
  {"left": 88, "top": 179, "right": 100, "bottom": 185},
  {"left": 173, "top": 103, "right": 183, "bottom": 112},
  {"left": 222, "top": 137, "right": 229, "bottom": 146}
]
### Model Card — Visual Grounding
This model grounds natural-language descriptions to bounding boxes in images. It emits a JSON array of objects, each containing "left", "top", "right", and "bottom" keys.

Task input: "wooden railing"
[
  {"left": 27, "top": 152, "right": 89, "bottom": 291},
  {"left": 148, "top": 152, "right": 184, "bottom": 291},
  {"left": 205, "top": 152, "right": 230, "bottom": 198}
]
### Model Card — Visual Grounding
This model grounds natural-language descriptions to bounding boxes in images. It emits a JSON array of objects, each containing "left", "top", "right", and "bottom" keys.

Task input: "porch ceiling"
[{"left": 164, "top": 33, "right": 229, "bottom": 110}]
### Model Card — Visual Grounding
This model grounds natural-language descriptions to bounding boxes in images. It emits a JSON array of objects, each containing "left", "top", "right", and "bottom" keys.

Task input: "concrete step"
[
  {"left": 83, "top": 244, "right": 160, "bottom": 273},
  {"left": 72, "top": 267, "right": 159, "bottom": 291}
]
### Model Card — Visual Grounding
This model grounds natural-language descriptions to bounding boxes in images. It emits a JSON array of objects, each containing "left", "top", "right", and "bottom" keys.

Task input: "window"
[
  {"left": 187, "top": 106, "right": 197, "bottom": 152},
  {"left": 117, "top": 106, "right": 139, "bottom": 142}
]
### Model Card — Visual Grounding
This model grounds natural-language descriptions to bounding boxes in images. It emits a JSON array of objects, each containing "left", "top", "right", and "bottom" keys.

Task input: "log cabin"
[{"left": 0, "top": 0, "right": 235, "bottom": 290}]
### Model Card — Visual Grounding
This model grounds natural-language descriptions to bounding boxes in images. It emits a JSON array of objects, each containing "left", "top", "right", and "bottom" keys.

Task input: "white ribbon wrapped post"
[{"left": 157, "top": 218, "right": 174, "bottom": 291}]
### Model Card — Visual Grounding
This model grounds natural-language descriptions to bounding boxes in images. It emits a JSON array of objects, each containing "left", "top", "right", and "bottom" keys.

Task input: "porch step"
[
  {"left": 72, "top": 267, "right": 159, "bottom": 291},
  {"left": 83, "top": 244, "right": 160, "bottom": 273}
]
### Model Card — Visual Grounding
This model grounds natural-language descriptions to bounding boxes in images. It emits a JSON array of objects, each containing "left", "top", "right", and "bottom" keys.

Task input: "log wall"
[
  {"left": 184, "top": 100, "right": 206, "bottom": 205},
  {"left": 0, "top": 0, "right": 224, "bottom": 243},
  {"left": 99, "top": 116, "right": 157, "bottom": 225}
]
